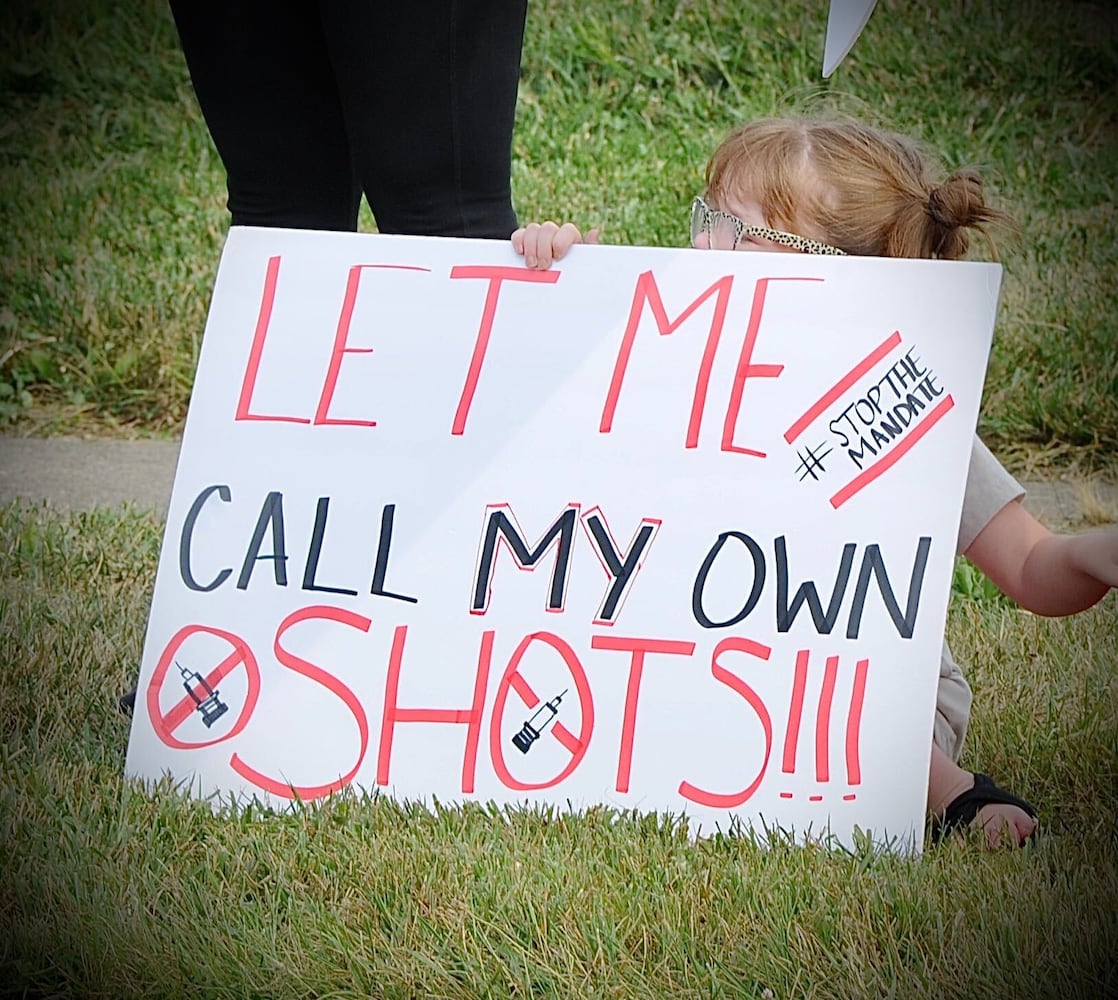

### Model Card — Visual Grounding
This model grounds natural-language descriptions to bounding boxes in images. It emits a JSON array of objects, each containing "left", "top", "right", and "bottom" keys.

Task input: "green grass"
[
  {"left": 2, "top": 1, "right": 1118, "bottom": 994},
  {"left": 2, "top": 501, "right": 1117, "bottom": 997},
  {"left": 1, "top": 0, "right": 1116, "bottom": 469}
]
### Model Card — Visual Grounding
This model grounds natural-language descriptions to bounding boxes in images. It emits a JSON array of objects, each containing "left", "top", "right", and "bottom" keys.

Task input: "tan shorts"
[{"left": 935, "top": 649, "right": 973, "bottom": 763}]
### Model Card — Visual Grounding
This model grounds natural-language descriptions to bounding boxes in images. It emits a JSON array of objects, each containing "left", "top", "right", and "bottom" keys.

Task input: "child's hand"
[
  {"left": 512, "top": 221, "right": 601, "bottom": 270},
  {"left": 968, "top": 503, "right": 1117, "bottom": 616},
  {"left": 1070, "top": 524, "right": 1118, "bottom": 589}
]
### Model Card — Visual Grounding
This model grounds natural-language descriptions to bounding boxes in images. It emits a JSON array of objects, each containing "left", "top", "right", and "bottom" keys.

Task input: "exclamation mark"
[
  {"left": 842, "top": 657, "right": 869, "bottom": 800},
  {"left": 810, "top": 655, "right": 839, "bottom": 800},
  {"left": 781, "top": 650, "right": 810, "bottom": 773},
  {"left": 778, "top": 650, "right": 810, "bottom": 799}
]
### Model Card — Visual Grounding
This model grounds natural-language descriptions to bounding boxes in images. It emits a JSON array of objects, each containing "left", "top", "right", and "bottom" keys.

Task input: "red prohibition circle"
[
  {"left": 146, "top": 623, "right": 262, "bottom": 750},
  {"left": 489, "top": 630, "right": 595, "bottom": 791}
]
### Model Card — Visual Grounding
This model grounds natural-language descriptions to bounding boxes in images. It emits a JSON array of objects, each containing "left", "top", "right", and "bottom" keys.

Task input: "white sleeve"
[{"left": 956, "top": 437, "right": 1026, "bottom": 555}]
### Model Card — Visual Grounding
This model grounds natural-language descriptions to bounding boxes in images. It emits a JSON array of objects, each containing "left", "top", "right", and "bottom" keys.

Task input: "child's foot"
[{"left": 937, "top": 772, "right": 1038, "bottom": 848}]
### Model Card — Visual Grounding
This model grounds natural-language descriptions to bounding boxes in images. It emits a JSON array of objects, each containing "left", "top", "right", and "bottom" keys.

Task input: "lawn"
[
  {"left": 2, "top": 1, "right": 1117, "bottom": 996},
  {"left": 1, "top": 502, "right": 1116, "bottom": 996}
]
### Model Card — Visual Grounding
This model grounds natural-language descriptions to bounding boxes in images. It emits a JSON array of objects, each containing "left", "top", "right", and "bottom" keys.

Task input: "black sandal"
[
  {"left": 932, "top": 772, "right": 1037, "bottom": 843},
  {"left": 118, "top": 687, "right": 136, "bottom": 715}
]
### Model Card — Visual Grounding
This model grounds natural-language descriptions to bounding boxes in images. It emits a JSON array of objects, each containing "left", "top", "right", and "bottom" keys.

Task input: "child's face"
[{"left": 690, "top": 193, "right": 846, "bottom": 256}]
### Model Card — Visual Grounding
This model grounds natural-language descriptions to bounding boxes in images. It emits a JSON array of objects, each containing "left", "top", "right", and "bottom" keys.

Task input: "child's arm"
[
  {"left": 511, "top": 221, "right": 600, "bottom": 270},
  {"left": 965, "top": 499, "right": 1118, "bottom": 616}
]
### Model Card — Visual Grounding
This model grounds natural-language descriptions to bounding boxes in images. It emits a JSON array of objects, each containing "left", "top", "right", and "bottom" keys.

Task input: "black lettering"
[
  {"left": 904, "top": 348, "right": 928, "bottom": 379},
  {"left": 828, "top": 415, "right": 852, "bottom": 448},
  {"left": 870, "top": 426, "right": 892, "bottom": 448},
  {"left": 302, "top": 497, "right": 358, "bottom": 596},
  {"left": 775, "top": 537, "right": 856, "bottom": 634},
  {"left": 237, "top": 491, "right": 288, "bottom": 590},
  {"left": 846, "top": 536, "right": 931, "bottom": 639},
  {"left": 877, "top": 412, "right": 903, "bottom": 440},
  {"left": 902, "top": 392, "right": 928, "bottom": 416},
  {"left": 584, "top": 514, "right": 655, "bottom": 622},
  {"left": 179, "top": 484, "right": 233, "bottom": 592},
  {"left": 846, "top": 435, "right": 878, "bottom": 470},
  {"left": 890, "top": 400, "right": 918, "bottom": 428},
  {"left": 371, "top": 503, "right": 418, "bottom": 604},
  {"left": 472, "top": 506, "right": 578, "bottom": 613},
  {"left": 854, "top": 399, "right": 877, "bottom": 424},
  {"left": 915, "top": 373, "right": 944, "bottom": 402},
  {"left": 866, "top": 383, "right": 883, "bottom": 414},
  {"left": 692, "top": 531, "right": 766, "bottom": 628}
]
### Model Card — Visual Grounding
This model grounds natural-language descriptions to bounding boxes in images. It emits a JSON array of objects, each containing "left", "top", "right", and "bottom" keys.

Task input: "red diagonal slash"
[
  {"left": 784, "top": 331, "right": 903, "bottom": 444},
  {"left": 161, "top": 648, "right": 245, "bottom": 731},
  {"left": 146, "top": 624, "right": 262, "bottom": 751}
]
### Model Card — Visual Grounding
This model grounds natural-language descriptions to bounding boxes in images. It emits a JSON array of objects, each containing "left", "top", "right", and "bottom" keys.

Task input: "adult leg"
[
  {"left": 169, "top": 0, "right": 361, "bottom": 230},
  {"left": 319, "top": 0, "right": 526, "bottom": 238}
]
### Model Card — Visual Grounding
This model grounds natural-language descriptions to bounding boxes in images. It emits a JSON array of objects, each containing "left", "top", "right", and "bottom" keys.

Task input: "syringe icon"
[
  {"left": 177, "top": 661, "right": 228, "bottom": 728},
  {"left": 511, "top": 689, "right": 568, "bottom": 754}
]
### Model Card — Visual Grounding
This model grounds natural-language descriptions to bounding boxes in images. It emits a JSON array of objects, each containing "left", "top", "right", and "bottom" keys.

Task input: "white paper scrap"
[{"left": 823, "top": 0, "right": 879, "bottom": 77}]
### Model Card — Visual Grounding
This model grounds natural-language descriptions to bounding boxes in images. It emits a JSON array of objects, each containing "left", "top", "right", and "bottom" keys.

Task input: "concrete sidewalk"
[
  {"left": 1, "top": 434, "right": 1116, "bottom": 528},
  {"left": 0, "top": 436, "right": 181, "bottom": 517}
]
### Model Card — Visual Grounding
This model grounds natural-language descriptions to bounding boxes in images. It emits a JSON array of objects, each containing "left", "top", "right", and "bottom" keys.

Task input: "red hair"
[{"left": 704, "top": 116, "right": 1011, "bottom": 259}]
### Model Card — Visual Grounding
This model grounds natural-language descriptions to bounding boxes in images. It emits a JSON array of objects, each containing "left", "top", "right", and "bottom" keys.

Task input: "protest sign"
[{"left": 125, "top": 227, "right": 1001, "bottom": 851}]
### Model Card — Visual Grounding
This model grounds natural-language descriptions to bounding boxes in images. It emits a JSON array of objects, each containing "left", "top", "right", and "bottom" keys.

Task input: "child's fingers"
[
  {"left": 586, "top": 228, "right": 602, "bottom": 245},
  {"left": 551, "top": 222, "right": 587, "bottom": 261},
  {"left": 512, "top": 221, "right": 597, "bottom": 269},
  {"left": 519, "top": 221, "right": 561, "bottom": 269},
  {"left": 510, "top": 223, "right": 536, "bottom": 264},
  {"left": 512, "top": 224, "right": 544, "bottom": 265}
]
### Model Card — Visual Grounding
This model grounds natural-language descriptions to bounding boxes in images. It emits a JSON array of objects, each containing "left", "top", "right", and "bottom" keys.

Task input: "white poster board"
[{"left": 125, "top": 227, "right": 1001, "bottom": 852}]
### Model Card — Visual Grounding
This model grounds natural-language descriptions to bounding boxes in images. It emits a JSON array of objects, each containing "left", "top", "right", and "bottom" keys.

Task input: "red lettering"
[
  {"left": 229, "top": 605, "right": 371, "bottom": 798},
  {"left": 600, "top": 270, "right": 734, "bottom": 447},
  {"left": 376, "top": 626, "right": 492, "bottom": 793},
  {"left": 235, "top": 255, "right": 309, "bottom": 424},
  {"left": 781, "top": 649, "right": 810, "bottom": 774},
  {"left": 720, "top": 277, "right": 821, "bottom": 457},
  {"left": 313, "top": 264, "right": 431, "bottom": 427},
  {"left": 489, "top": 631, "right": 594, "bottom": 790},
  {"left": 591, "top": 635, "right": 695, "bottom": 793},
  {"left": 815, "top": 654, "right": 840, "bottom": 782},
  {"left": 449, "top": 265, "right": 561, "bottom": 435},
  {"left": 845, "top": 658, "right": 869, "bottom": 787},
  {"left": 678, "top": 636, "right": 772, "bottom": 808}
]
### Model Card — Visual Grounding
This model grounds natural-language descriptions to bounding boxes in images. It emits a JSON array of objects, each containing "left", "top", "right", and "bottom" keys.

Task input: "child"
[{"left": 512, "top": 115, "right": 1118, "bottom": 848}]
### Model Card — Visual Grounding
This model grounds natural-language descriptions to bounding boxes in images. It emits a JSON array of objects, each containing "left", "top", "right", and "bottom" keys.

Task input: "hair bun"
[{"left": 927, "top": 169, "right": 985, "bottom": 229}]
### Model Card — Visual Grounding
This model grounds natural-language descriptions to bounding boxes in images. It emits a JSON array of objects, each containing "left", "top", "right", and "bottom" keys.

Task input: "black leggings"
[{"left": 169, "top": 1, "right": 526, "bottom": 237}]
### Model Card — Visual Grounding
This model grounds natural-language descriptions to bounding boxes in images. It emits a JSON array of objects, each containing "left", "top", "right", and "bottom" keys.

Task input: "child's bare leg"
[{"left": 927, "top": 744, "right": 1037, "bottom": 848}]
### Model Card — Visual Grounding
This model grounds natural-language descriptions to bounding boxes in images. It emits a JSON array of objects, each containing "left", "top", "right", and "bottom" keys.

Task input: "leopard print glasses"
[{"left": 690, "top": 196, "right": 847, "bottom": 256}]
